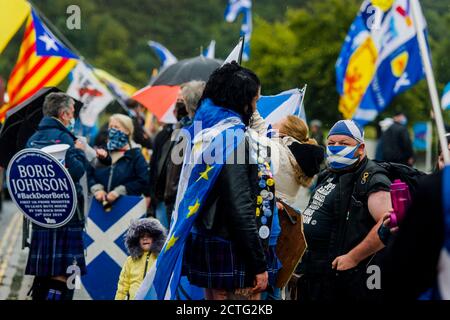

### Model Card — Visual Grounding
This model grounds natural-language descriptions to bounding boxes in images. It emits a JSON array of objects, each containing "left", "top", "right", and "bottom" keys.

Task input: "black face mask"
[{"left": 175, "top": 101, "right": 188, "bottom": 121}]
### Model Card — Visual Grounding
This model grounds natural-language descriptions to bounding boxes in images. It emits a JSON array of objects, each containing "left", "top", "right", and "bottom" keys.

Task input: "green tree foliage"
[
  {"left": 249, "top": 0, "right": 450, "bottom": 127},
  {"left": 0, "top": 0, "right": 448, "bottom": 127}
]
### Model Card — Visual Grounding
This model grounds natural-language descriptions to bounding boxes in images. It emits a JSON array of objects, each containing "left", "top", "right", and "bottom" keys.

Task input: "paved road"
[{"left": 0, "top": 200, "right": 33, "bottom": 300}]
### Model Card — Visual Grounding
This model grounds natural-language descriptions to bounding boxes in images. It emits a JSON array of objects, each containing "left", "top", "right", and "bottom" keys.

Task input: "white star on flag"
[{"left": 38, "top": 33, "right": 58, "bottom": 51}]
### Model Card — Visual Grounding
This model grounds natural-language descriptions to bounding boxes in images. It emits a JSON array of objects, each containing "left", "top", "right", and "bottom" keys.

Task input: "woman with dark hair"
[{"left": 182, "top": 62, "right": 269, "bottom": 300}]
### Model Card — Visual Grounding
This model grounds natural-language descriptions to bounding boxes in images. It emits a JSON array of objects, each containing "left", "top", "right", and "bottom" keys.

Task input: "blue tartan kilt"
[
  {"left": 25, "top": 222, "right": 87, "bottom": 277},
  {"left": 183, "top": 233, "right": 280, "bottom": 291}
]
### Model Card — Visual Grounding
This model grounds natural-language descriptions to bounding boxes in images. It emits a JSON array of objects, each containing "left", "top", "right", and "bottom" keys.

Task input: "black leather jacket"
[{"left": 193, "top": 143, "right": 267, "bottom": 275}]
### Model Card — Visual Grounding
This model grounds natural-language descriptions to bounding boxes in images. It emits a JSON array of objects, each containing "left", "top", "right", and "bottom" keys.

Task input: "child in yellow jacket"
[{"left": 115, "top": 218, "right": 167, "bottom": 300}]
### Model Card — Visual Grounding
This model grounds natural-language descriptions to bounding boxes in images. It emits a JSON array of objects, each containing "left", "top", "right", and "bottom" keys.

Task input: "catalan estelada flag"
[
  {"left": 0, "top": 9, "right": 78, "bottom": 121},
  {"left": 336, "top": 0, "right": 427, "bottom": 126}
]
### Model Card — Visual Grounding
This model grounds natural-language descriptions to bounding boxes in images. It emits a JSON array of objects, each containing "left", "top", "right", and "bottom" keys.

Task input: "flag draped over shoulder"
[
  {"left": 0, "top": 0, "right": 31, "bottom": 54},
  {"left": 1, "top": 9, "right": 78, "bottom": 121},
  {"left": 135, "top": 99, "right": 246, "bottom": 300},
  {"left": 336, "top": 0, "right": 427, "bottom": 126}
]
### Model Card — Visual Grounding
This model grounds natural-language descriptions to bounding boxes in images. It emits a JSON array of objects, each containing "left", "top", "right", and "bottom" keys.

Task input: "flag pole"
[
  {"left": 410, "top": 0, "right": 449, "bottom": 164},
  {"left": 238, "top": 35, "right": 245, "bottom": 65}
]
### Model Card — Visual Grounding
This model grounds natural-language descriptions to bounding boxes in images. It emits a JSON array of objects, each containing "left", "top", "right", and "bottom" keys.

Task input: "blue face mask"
[
  {"left": 326, "top": 144, "right": 360, "bottom": 171},
  {"left": 66, "top": 118, "right": 75, "bottom": 133},
  {"left": 107, "top": 128, "right": 129, "bottom": 151},
  {"left": 399, "top": 117, "right": 408, "bottom": 126}
]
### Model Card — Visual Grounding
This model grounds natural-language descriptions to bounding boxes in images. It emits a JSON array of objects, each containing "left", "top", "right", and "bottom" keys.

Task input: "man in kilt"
[{"left": 26, "top": 92, "right": 88, "bottom": 300}]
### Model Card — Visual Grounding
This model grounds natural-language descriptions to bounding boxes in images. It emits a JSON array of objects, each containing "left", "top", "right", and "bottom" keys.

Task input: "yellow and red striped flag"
[{"left": 0, "top": 9, "right": 78, "bottom": 121}]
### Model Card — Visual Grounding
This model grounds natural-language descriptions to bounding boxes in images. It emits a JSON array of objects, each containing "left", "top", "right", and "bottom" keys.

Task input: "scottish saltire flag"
[
  {"left": 224, "top": 0, "right": 252, "bottom": 61},
  {"left": 224, "top": 0, "right": 251, "bottom": 22},
  {"left": 442, "top": 83, "right": 450, "bottom": 110},
  {"left": 240, "top": 8, "right": 252, "bottom": 61},
  {"left": 257, "top": 87, "right": 307, "bottom": 125},
  {"left": 336, "top": 0, "right": 427, "bottom": 126},
  {"left": 135, "top": 99, "right": 246, "bottom": 300},
  {"left": 148, "top": 41, "right": 178, "bottom": 69},
  {"left": 82, "top": 196, "right": 147, "bottom": 299},
  {"left": 202, "top": 40, "right": 216, "bottom": 59}
]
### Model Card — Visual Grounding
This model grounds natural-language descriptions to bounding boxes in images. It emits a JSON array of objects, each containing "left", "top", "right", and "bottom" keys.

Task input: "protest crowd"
[{"left": 0, "top": 0, "right": 449, "bottom": 303}]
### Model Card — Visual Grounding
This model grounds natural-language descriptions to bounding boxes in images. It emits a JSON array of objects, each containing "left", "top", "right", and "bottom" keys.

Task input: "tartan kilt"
[
  {"left": 25, "top": 222, "right": 87, "bottom": 277},
  {"left": 183, "top": 233, "right": 280, "bottom": 291}
]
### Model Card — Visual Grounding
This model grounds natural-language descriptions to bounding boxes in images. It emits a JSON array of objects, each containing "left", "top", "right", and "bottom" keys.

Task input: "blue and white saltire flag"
[
  {"left": 202, "top": 40, "right": 216, "bottom": 59},
  {"left": 135, "top": 99, "right": 246, "bottom": 300},
  {"left": 224, "top": 0, "right": 252, "bottom": 61},
  {"left": 82, "top": 196, "right": 147, "bottom": 300},
  {"left": 257, "top": 87, "right": 307, "bottom": 126},
  {"left": 336, "top": 0, "right": 427, "bottom": 126},
  {"left": 224, "top": 0, "right": 252, "bottom": 22},
  {"left": 148, "top": 40, "right": 178, "bottom": 69},
  {"left": 441, "top": 83, "right": 450, "bottom": 111},
  {"left": 240, "top": 8, "right": 252, "bottom": 61}
]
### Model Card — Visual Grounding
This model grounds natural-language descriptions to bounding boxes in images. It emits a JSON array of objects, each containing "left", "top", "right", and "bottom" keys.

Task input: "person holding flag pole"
[
  {"left": 379, "top": 0, "right": 450, "bottom": 301},
  {"left": 409, "top": 0, "right": 449, "bottom": 166}
]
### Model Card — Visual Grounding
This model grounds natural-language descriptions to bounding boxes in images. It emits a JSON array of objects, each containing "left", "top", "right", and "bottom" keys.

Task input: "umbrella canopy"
[
  {"left": 0, "top": 87, "right": 83, "bottom": 167},
  {"left": 151, "top": 56, "right": 222, "bottom": 86},
  {"left": 134, "top": 56, "right": 222, "bottom": 124}
]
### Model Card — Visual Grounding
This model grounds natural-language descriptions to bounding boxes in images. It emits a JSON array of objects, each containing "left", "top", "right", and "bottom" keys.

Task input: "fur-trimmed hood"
[{"left": 125, "top": 218, "right": 167, "bottom": 259}]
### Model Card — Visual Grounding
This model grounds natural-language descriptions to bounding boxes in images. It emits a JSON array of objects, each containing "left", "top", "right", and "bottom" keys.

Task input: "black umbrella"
[
  {"left": 0, "top": 87, "right": 83, "bottom": 167},
  {"left": 151, "top": 56, "right": 223, "bottom": 86}
]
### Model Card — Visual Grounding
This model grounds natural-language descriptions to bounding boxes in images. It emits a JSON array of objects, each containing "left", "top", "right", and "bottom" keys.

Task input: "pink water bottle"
[{"left": 389, "top": 179, "right": 411, "bottom": 227}]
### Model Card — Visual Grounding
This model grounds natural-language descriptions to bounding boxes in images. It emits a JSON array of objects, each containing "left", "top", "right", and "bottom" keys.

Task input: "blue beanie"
[{"left": 327, "top": 120, "right": 364, "bottom": 143}]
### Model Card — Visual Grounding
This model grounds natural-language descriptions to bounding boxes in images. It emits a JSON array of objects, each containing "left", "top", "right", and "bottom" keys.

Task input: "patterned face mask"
[
  {"left": 326, "top": 144, "right": 360, "bottom": 171},
  {"left": 107, "top": 128, "right": 129, "bottom": 151}
]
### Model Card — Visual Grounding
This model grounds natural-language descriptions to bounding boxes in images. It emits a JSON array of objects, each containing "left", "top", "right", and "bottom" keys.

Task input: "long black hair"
[{"left": 199, "top": 61, "right": 260, "bottom": 125}]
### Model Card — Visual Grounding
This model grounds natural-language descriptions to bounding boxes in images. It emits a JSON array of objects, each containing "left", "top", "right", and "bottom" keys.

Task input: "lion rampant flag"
[
  {"left": 0, "top": 9, "right": 78, "bottom": 121},
  {"left": 335, "top": 0, "right": 427, "bottom": 126}
]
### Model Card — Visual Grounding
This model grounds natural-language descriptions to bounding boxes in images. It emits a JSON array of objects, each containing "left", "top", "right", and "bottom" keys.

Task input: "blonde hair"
[
  {"left": 110, "top": 113, "right": 134, "bottom": 137},
  {"left": 280, "top": 116, "right": 317, "bottom": 145},
  {"left": 281, "top": 116, "right": 320, "bottom": 188}
]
